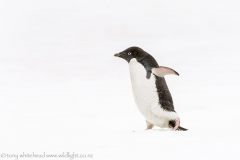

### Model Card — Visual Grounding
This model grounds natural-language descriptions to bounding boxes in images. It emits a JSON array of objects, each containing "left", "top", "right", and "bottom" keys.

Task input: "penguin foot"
[
  {"left": 145, "top": 121, "right": 154, "bottom": 130},
  {"left": 173, "top": 118, "right": 180, "bottom": 131}
]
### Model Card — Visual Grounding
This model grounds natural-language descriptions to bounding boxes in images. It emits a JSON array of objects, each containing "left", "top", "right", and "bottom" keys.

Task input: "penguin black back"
[{"left": 140, "top": 54, "right": 175, "bottom": 112}]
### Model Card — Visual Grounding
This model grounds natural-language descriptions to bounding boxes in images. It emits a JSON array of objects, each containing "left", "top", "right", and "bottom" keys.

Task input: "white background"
[{"left": 0, "top": 0, "right": 240, "bottom": 159}]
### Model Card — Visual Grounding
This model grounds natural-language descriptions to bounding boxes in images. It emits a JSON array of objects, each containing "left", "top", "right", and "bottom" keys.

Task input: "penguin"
[{"left": 114, "top": 46, "right": 187, "bottom": 131}]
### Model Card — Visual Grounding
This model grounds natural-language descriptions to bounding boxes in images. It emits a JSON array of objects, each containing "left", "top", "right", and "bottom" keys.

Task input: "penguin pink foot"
[
  {"left": 173, "top": 118, "right": 180, "bottom": 131},
  {"left": 145, "top": 121, "right": 154, "bottom": 130}
]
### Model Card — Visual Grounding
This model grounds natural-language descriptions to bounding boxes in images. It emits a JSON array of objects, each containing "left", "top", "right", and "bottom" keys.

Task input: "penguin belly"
[{"left": 129, "top": 58, "right": 168, "bottom": 127}]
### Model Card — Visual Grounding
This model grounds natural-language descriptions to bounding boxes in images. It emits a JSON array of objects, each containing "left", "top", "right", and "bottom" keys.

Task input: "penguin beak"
[
  {"left": 114, "top": 53, "right": 120, "bottom": 57},
  {"left": 114, "top": 52, "right": 129, "bottom": 62}
]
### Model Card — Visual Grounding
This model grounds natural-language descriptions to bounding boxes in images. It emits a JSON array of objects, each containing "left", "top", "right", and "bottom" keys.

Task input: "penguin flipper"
[
  {"left": 146, "top": 70, "right": 151, "bottom": 79},
  {"left": 152, "top": 66, "right": 179, "bottom": 77}
]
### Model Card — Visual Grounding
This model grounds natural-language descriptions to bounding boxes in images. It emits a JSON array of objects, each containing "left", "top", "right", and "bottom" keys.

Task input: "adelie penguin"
[{"left": 114, "top": 46, "right": 187, "bottom": 131}]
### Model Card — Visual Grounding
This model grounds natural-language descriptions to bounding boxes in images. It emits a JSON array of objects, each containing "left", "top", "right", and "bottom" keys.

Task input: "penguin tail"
[
  {"left": 169, "top": 120, "right": 188, "bottom": 131},
  {"left": 177, "top": 126, "right": 188, "bottom": 131}
]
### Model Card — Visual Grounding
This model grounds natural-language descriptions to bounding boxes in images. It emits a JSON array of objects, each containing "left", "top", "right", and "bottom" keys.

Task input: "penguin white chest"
[{"left": 128, "top": 59, "right": 159, "bottom": 117}]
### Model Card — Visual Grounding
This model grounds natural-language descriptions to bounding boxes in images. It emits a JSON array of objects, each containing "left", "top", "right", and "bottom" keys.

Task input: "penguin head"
[{"left": 114, "top": 46, "right": 148, "bottom": 62}]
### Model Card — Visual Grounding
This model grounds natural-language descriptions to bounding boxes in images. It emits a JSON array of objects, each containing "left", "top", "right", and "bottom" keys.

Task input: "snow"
[{"left": 0, "top": 0, "right": 240, "bottom": 159}]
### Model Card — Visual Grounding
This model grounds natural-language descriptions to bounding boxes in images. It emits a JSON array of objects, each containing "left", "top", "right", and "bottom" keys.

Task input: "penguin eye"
[{"left": 128, "top": 52, "right": 131, "bottom": 55}]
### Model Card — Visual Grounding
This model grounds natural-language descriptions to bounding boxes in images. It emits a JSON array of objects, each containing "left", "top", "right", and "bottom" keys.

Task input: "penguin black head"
[{"left": 114, "top": 46, "right": 148, "bottom": 62}]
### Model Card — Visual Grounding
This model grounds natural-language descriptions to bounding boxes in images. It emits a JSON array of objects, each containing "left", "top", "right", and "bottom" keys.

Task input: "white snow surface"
[{"left": 0, "top": 0, "right": 240, "bottom": 159}]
